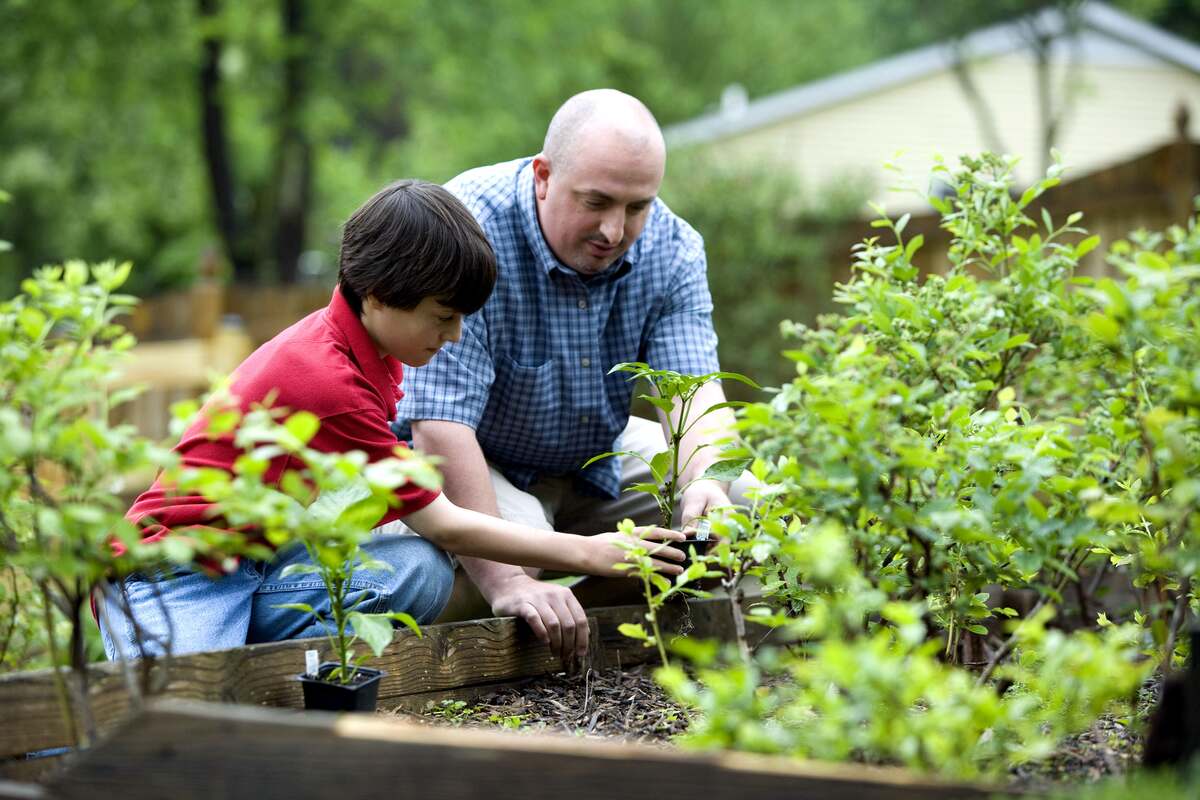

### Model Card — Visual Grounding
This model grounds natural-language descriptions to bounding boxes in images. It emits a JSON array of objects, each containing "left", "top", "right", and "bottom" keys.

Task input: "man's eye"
[
  {"left": 439, "top": 316, "right": 455, "bottom": 323},
  {"left": 584, "top": 199, "right": 606, "bottom": 209}
]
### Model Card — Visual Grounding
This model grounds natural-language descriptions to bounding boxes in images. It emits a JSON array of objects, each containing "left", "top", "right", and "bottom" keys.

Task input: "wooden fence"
[{"left": 111, "top": 282, "right": 330, "bottom": 445}]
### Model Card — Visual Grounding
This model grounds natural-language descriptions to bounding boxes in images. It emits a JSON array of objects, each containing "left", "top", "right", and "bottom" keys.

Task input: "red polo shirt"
[{"left": 126, "top": 288, "right": 439, "bottom": 546}]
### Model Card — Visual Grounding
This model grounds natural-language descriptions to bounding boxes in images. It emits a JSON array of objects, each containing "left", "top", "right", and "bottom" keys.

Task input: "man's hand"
[
  {"left": 485, "top": 572, "right": 590, "bottom": 663},
  {"left": 678, "top": 478, "right": 732, "bottom": 531}
]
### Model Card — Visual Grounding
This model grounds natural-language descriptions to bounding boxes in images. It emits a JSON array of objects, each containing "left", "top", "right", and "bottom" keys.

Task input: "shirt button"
[
  {"left": 577, "top": 299, "right": 588, "bottom": 310},
  {"left": 580, "top": 415, "right": 590, "bottom": 424},
  {"left": 580, "top": 357, "right": 591, "bottom": 367}
]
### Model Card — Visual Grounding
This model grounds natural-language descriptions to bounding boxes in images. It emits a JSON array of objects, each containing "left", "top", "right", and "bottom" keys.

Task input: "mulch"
[
  {"left": 387, "top": 664, "right": 1148, "bottom": 790},
  {"left": 387, "top": 663, "right": 689, "bottom": 745}
]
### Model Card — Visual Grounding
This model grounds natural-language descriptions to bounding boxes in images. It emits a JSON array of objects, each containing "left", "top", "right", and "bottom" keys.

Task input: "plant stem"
[
  {"left": 640, "top": 570, "right": 668, "bottom": 667},
  {"left": 39, "top": 583, "right": 79, "bottom": 748},
  {"left": 1162, "top": 576, "right": 1192, "bottom": 670}
]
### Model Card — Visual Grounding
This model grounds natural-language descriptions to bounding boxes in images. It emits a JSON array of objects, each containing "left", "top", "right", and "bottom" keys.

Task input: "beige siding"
[{"left": 706, "top": 52, "right": 1200, "bottom": 213}]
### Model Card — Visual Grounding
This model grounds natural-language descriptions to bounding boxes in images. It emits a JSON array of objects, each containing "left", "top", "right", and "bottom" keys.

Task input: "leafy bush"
[
  {"left": 659, "top": 522, "right": 1147, "bottom": 778},
  {"left": 0, "top": 262, "right": 221, "bottom": 744},
  {"left": 658, "top": 154, "right": 1198, "bottom": 778}
]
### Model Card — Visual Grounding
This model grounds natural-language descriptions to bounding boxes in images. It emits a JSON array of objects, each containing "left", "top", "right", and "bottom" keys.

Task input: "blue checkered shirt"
[{"left": 393, "top": 157, "right": 720, "bottom": 498}]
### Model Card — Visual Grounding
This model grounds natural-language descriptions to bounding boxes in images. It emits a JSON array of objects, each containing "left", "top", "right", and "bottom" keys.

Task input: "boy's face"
[{"left": 360, "top": 295, "right": 463, "bottom": 366}]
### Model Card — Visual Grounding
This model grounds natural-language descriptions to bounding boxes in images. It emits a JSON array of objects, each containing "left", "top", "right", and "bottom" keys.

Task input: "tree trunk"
[
  {"left": 197, "top": 0, "right": 255, "bottom": 282},
  {"left": 271, "top": 0, "right": 313, "bottom": 285}
]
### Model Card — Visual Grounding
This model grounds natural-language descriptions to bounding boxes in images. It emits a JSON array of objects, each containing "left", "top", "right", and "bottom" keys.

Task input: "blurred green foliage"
[{"left": 0, "top": 0, "right": 1187, "bottom": 363}]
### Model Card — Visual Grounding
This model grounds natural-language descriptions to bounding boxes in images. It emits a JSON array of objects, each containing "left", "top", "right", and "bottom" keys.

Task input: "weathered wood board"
[
  {"left": 46, "top": 700, "right": 1006, "bottom": 800},
  {"left": 0, "top": 595, "right": 751, "bottom": 771}
]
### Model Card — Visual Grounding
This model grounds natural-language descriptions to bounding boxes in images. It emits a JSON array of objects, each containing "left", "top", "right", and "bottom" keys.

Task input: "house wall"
[{"left": 702, "top": 35, "right": 1200, "bottom": 213}]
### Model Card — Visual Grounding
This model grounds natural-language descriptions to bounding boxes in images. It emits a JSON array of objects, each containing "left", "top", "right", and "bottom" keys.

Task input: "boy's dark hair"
[{"left": 337, "top": 180, "right": 496, "bottom": 316}]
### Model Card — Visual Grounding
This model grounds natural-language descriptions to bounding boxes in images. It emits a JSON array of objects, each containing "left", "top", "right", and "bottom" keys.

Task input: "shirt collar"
[
  {"left": 517, "top": 159, "right": 638, "bottom": 282},
  {"left": 325, "top": 288, "right": 404, "bottom": 403}
]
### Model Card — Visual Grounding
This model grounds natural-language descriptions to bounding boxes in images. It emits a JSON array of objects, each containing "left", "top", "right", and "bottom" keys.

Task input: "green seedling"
[
  {"left": 175, "top": 399, "right": 442, "bottom": 686},
  {"left": 585, "top": 363, "right": 757, "bottom": 660},
  {"left": 584, "top": 362, "right": 757, "bottom": 530}
]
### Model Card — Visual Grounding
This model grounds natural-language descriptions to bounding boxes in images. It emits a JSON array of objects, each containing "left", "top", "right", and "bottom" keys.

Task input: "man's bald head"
[
  {"left": 541, "top": 89, "right": 666, "bottom": 176},
  {"left": 531, "top": 90, "right": 666, "bottom": 276}
]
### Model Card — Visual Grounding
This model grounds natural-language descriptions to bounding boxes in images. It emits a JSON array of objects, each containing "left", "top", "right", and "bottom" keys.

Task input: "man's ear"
[{"left": 531, "top": 154, "right": 551, "bottom": 201}]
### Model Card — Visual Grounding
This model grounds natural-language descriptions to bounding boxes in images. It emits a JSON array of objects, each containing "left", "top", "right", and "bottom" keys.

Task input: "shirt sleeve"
[
  {"left": 395, "top": 311, "right": 495, "bottom": 430},
  {"left": 310, "top": 408, "right": 440, "bottom": 515},
  {"left": 643, "top": 222, "right": 722, "bottom": 376}
]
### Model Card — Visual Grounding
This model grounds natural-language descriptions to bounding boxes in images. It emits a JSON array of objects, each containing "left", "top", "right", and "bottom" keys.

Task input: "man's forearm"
[{"left": 674, "top": 381, "right": 738, "bottom": 487}]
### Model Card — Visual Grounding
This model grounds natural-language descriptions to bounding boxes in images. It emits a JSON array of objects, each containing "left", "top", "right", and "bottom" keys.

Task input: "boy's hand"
[{"left": 589, "top": 526, "right": 686, "bottom": 577}]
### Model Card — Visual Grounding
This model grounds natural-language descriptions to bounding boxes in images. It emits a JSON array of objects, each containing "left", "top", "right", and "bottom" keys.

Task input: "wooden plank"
[
  {"left": 49, "top": 700, "right": 1005, "bottom": 800},
  {"left": 0, "top": 616, "right": 560, "bottom": 759},
  {"left": 0, "top": 595, "right": 760, "bottom": 760},
  {"left": 589, "top": 594, "right": 742, "bottom": 669}
]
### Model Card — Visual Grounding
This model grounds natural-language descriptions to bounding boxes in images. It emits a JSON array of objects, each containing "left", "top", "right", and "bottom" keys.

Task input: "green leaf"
[
  {"left": 1073, "top": 235, "right": 1101, "bottom": 260},
  {"left": 273, "top": 602, "right": 317, "bottom": 616},
  {"left": 618, "top": 623, "right": 649, "bottom": 641},
  {"left": 284, "top": 411, "right": 320, "bottom": 445},
  {"left": 581, "top": 450, "right": 629, "bottom": 469},
  {"left": 1084, "top": 312, "right": 1120, "bottom": 344},
  {"left": 643, "top": 395, "right": 675, "bottom": 415},
  {"left": 649, "top": 450, "right": 673, "bottom": 484},
  {"left": 700, "top": 457, "right": 752, "bottom": 482},
  {"left": 1135, "top": 251, "right": 1169, "bottom": 271},
  {"left": 279, "top": 563, "right": 322, "bottom": 579},
  {"left": 337, "top": 494, "right": 389, "bottom": 531},
  {"left": 347, "top": 611, "right": 395, "bottom": 657},
  {"left": 903, "top": 233, "right": 924, "bottom": 262},
  {"left": 385, "top": 611, "right": 422, "bottom": 638},
  {"left": 17, "top": 307, "right": 47, "bottom": 340}
]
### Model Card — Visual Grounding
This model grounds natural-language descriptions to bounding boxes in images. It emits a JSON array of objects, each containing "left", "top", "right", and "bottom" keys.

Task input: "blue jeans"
[{"left": 97, "top": 529, "right": 455, "bottom": 660}]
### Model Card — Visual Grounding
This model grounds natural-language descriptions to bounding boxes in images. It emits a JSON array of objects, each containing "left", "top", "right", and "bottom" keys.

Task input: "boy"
[{"left": 100, "top": 180, "right": 683, "bottom": 661}]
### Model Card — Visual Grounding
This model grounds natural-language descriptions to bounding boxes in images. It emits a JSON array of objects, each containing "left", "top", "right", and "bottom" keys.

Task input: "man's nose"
[
  {"left": 599, "top": 210, "right": 623, "bottom": 244},
  {"left": 444, "top": 317, "right": 463, "bottom": 343}
]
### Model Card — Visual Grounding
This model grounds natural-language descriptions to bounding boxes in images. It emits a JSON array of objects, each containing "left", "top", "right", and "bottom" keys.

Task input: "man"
[{"left": 394, "top": 90, "right": 751, "bottom": 662}]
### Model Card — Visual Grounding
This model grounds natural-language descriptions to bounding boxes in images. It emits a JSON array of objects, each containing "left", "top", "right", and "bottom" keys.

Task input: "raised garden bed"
[{"left": 0, "top": 595, "right": 1013, "bottom": 799}]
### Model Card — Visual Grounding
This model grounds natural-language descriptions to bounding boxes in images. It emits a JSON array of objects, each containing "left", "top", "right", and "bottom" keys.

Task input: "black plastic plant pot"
[
  {"left": 679, "top": 537, "right": 714, "bottom": 567},
  {"left": 297, "top": 663, "right": 385, "bottom": 712}
]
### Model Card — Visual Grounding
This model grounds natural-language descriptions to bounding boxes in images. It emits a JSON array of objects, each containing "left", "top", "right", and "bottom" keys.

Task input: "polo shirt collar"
[
  {"left": 325, "top": 288, "right": 404, "bottom": 403},
  {"left": 517, "top": 159, "right": 637, "bottom": 282}
]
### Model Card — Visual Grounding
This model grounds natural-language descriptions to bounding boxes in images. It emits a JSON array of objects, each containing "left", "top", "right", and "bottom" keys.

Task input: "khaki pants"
[{"left": 438, "top": 416, "right": 759, "bottom": 620}]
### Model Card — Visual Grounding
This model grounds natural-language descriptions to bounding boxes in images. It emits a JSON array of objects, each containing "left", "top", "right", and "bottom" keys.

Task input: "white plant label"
[{"left": 305, "top": 649, "right": 319, "bottom": 677}]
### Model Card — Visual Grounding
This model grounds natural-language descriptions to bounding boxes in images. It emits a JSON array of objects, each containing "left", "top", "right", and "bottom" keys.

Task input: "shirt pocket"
[{"left": 480, "top": 356, "right": 563, "bottom": 458}]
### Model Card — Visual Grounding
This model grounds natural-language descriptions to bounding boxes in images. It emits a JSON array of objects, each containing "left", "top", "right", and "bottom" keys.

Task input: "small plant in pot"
[
  {"left": 584, "top": 363, "right": 758, "bottom": 656},
  {"left": 175, "top": 400, "right": 441, "bottom": 712},
  {"left": 282, "top": 477, "right": 424, "bottom": 713},
  {"left": 584, "top": 362, "right": 757, "bottom": 548}
]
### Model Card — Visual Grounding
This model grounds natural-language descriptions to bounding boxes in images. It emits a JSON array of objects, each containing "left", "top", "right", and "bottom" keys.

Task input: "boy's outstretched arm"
[{"left": 409, "top": 420, "right": 683, "bottom": 660}]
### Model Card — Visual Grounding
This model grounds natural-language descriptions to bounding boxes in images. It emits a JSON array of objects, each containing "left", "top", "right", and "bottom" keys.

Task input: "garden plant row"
[{"left": 0, "top": 154, "right": 1197, "bottom": 798}]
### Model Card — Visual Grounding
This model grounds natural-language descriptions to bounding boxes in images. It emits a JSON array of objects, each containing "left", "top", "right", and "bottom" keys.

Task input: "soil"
[
  {"left": 386, "top": 664, "right": 1148, "bottom": 790},
  {"left": 387, "top": 664, "right": 688, "bottom": 744}
]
